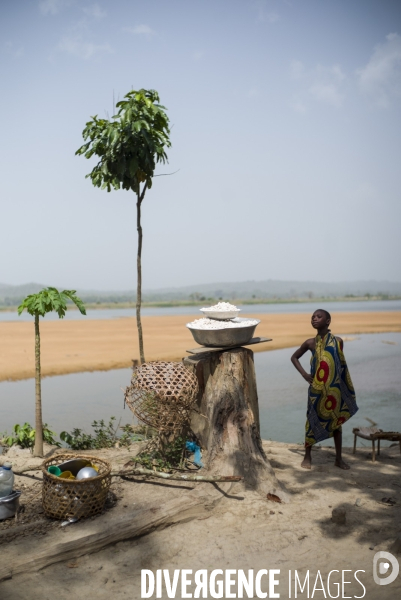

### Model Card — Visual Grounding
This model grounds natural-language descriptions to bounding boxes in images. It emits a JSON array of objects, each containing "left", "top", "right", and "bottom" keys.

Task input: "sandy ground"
[
  {"left": 0, "top": 441, "right": 400, "bottom": 600},
  {"left": 1, "top": 311, "right": 400, "bottom": 382}
]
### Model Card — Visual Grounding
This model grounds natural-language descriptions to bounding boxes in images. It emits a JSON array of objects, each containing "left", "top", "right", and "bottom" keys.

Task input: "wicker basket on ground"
[{"left": 41, "top": 453, "right": 112, "bottom": 520}]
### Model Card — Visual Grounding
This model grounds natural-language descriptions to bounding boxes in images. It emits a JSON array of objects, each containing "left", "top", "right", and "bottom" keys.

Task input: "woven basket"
[
  {"left": 41, "top": 453, "right": 112, "bottom": 520},
  {"left": 125, "top": 361, "right": 198, "bottom": 435}
]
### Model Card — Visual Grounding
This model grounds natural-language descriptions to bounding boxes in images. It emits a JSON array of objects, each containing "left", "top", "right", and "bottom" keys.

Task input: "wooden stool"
[{"left": 353, "top": 427, "right": 401, "bottom": 462}]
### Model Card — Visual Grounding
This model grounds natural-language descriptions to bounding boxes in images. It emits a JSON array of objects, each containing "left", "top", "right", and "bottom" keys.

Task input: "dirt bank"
[
  {"left": 0, "top": 441, "right": 400, "bottom": 599},
  {"left": 1, "top": 311, "right": 400, "bottom": 382}
]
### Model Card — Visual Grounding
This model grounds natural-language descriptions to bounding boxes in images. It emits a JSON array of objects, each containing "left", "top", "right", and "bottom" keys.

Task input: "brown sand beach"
[
  {"left": 1, "top": 311, "right": 400, "bottom": 382},
  {"left": 0, "top": 442, "right": 400, "bottom": 599}
]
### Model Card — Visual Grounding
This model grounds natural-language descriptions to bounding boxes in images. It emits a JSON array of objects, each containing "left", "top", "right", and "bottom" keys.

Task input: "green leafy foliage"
[
  {"left": 131, "top": 436, "right": 186, "bottom": 472},
  {"left": 4, "top": 423, "right": 34, "bottom": 448},
  {"left": 2, "top": 423, "right": 60, "bottom": 449},
  {"left": 60, "top": 429, "right": 95, "bottom": 450},
  {"left": 60, "top": 417, "right": 145, "bottom": 450},
  {"left": 119, "top": 424, "right": 155, "bottom": 444},
  {"left": 0, "top": 419, "right": 150, "bottom": 452},
  {"left": 17, "top": 287, "right": 86, "bottom": 319},
  {"left": 75, "top": 89, "right": 171, "bottom": 194}
]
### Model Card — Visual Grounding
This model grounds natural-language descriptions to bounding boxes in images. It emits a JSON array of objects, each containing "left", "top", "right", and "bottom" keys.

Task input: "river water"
[
  {"left": 1, "top": 332, "right": 400, "bottom": 449},
  {"left": 1, "top": 299, "right": 401, "bottom": 321}
]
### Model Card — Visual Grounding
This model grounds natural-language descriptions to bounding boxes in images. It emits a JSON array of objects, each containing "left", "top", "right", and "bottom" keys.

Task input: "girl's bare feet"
[
  {"left": 301, "top": 454, "right": 312, "bottom": 469},
  {"left": 335, "top": 458, "right": 350, "bottom": 470}
]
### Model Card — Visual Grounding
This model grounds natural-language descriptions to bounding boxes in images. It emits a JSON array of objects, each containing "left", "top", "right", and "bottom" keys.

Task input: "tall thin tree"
[{"left": 76, "top": 89, "right": 171, "bottom": 363}]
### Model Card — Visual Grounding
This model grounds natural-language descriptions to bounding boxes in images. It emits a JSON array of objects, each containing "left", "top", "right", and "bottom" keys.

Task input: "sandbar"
[{"left": 1, "top": 311, "right": 400, "bottom": 382}]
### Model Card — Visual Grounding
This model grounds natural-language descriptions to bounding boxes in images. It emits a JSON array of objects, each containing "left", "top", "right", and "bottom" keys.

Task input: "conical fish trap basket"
[{"left": 125, "top": 362, "right": 198, "bottom": 436}]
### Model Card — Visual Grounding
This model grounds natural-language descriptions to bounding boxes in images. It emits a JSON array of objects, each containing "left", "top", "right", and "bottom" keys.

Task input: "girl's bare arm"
[{"left": 291, "top": 339, "right": 314, "bottom": 384}]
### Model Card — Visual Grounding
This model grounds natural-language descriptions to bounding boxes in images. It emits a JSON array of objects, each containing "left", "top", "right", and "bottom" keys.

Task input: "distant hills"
[
  {"left": 140, "top": 280, "right": 401, "bottom": 301},
  {"left": 1, "top": 279, "right": 401, "bottom": 306}
]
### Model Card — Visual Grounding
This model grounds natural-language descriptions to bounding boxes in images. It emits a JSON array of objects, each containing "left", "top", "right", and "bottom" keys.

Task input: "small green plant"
[
  {"left": 61, "top": 417, "right": 134, "bottom": 450},
  {"left": 60, "top": 428, "right": 95, "bottom": 450},
  {"left": 119, "top": 424, "right": 156, "bottom": 445},
  {"left": 91, "top": 417, "right": 119, "bottom": 448},
  {"left": 43, "top": 424, "right": 60, "bottom": 446},
  {"left": 5, "top": 423, "right": 35, "bottom": 448},
  {"left": 132, "top": 436, "right": 185, "bottom": 472},
  {"left": 3, "top": 423, "right": 60, "bottom": 449}
]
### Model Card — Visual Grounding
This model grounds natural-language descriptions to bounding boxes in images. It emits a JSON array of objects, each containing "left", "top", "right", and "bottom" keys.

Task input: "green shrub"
[
  {"left": 60, "top": 417, "right": 148, "bottom": 450},
  {"left": 131, "top": 436, "right": 185, "bottom": 472},
  {"left": 3, "top": 423, "right": 60, "bottom": 449}
]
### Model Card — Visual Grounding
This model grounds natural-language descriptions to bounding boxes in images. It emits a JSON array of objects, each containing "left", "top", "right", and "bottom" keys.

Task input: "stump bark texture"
[{"left": 184, "top": 348, "right": 288, "bottom": 502}]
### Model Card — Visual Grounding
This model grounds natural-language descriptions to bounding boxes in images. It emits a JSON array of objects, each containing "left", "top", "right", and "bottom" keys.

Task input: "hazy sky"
[{"left": 1, "top": 0, "right": 401, "bottom": 290}]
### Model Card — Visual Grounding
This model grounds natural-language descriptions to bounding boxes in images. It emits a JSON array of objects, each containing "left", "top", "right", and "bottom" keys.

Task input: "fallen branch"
[
  {"left": 12, "top": 466, "right": 243, "bottom": 482},
  {"left": 113, "top": 467, "right": 243, "bottom": 482}
]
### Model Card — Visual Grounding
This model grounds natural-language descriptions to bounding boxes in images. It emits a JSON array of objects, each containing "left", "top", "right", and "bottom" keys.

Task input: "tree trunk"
[
  {"left": 33, "top": 313, "right": 43, "bottom": 457},
  {"left": 184, "top": 348, "right": 289, "bottom": 502},
  {"left": 136, "top": 190, "right": 145, "bottom": 364}
]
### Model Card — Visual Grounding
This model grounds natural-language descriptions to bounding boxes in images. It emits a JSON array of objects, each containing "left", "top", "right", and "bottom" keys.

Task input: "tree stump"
[{"left": 183, "top": 348, "right": 289, "bottom": 502}]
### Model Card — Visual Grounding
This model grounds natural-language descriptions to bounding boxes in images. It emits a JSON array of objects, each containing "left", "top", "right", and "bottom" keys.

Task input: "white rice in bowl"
[{"left": 187, "top": 317, "right": 259, "bottom": 330}]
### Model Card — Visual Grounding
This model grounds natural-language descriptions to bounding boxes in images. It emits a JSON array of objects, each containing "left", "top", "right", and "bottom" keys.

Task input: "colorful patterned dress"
[{"left": 305, "top": 332, "right": 358, "bottom": 447}]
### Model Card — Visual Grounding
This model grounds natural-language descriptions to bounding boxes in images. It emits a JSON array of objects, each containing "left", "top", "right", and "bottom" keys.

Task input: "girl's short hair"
[{"left": 316, "top": 308, "right": 331, "bottom": 321}]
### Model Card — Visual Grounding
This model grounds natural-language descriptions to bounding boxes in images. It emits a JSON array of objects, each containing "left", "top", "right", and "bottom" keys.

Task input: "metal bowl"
[
  {"left": 200, "top": 308, "right": 241, "bottom": 320},
  {"left": 0, "top": 490, "right": 21, "bottom": 520},
  {"left": 76, "top": 467, "right": 99, "bottom": 480},
  {"left": 186, "top": 318, "right": 260, "bottom": 347}
]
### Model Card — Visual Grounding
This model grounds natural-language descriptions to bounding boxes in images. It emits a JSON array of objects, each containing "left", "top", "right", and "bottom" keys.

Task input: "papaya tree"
[
  {"left": 76, "top": 89, "right": 171, "bottom": 364},
  {"left": 18, "top": 287, "right": 86, "bottom": 457}
]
